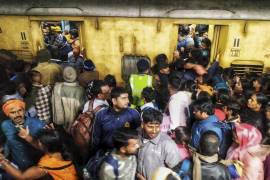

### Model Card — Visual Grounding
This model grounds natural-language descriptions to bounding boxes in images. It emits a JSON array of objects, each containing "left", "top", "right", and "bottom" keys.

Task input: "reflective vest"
[{"left": 129, "top": 74, "right": 153, "bottom": 106}]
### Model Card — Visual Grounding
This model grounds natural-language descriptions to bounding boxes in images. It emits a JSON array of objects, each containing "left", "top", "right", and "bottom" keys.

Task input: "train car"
[{"left": 1, "top": 0, "right": 270, "bottom": 83}]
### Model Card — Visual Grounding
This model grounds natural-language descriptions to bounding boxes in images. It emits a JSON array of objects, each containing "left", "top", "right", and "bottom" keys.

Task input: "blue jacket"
[
  {"left": 191, "top": 115, "right": 223, "bottom": 149},
  {"left": 1, "top": 117, "right": 46, "bottom": 170},
  {"left": 93, "top": 107, "right": 141, "bottom": 149}
]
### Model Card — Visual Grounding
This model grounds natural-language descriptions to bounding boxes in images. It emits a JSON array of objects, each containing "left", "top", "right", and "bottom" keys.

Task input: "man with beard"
[
  {"left": 99, "top": 128, "right": 140, "bottom": 180},
  {"left": 92, "top": 87, "right": 141, "bottom": 151},
  {"left": 1, "top": 98, "right": 45, "bottom": 170}
]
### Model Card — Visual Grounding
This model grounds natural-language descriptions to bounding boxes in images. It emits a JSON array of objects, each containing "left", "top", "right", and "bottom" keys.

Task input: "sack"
[
  {"left": 178, "top": 159, "right": 192, "bottom": 180},
  {"left": 70, "top": 100, "right": 104, "bottom": 151},
  {"left": 83, "top": 150, "right": 119, "bottom": 180}
]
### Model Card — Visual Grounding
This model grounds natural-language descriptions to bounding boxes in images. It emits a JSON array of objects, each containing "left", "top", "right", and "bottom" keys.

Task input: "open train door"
[
  {"left": 29, "top": 19, "right": 84, "bottom": 61},
  {"left": 29, "top": 20, "right": 45, "bottom": 56},
  {"left": 211, "top": 25, "right": 229, "bottom": 64}
]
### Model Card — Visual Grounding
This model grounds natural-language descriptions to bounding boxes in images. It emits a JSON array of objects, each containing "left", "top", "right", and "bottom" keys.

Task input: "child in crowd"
[
  {"left": 140, "top": 87, "right": 159, "bottom": 111},
  {"left": 174, "top": 126, "right": 191, "bottom": 161}
]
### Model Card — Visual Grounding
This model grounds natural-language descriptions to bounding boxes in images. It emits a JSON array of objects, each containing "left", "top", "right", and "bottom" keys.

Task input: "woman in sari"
[{"left": 226, "top": 123, "right": 270, "bottom": 180}]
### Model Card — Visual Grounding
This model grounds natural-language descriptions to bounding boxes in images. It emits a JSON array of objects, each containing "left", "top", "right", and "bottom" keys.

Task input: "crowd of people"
[{"left": 0, "top": 23, "right": 270, "bottom": 180}]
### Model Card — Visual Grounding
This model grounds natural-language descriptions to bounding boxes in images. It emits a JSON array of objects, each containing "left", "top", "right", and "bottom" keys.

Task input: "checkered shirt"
[{"left": 35, "top": 85, "right": 52, "bottom": 123}]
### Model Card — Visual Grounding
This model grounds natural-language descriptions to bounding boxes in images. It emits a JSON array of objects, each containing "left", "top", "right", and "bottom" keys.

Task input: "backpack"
[
  {"left": 83, "top": 149, "right": 119, "bottom": 180},
  {"left": 178, "top": 159, "right": 192, "bottom": 180},
  {"left": 70, "top": 100, "right": 104, "bottom": 153}
]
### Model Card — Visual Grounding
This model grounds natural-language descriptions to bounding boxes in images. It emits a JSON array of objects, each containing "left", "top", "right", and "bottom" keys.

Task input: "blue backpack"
[
  {"left": 178, "top": 159, "right": 192, "bottom": 180},
  {"left": 83, "top": 150, "right": 119, "bottom": 180}
]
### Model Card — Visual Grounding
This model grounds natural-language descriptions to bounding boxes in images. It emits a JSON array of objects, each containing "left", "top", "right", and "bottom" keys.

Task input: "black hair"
[
  {"left": 155, "top": 54, "right": 168, "bottom": 64},
  {"left": 142, "top": 108, "right": 163, "bottom": 124},
  {"left": 141, "top": 87, "right": 155, "bottom": 103},
  {"left": 201, "top": 38, "right": 211, "bottom": 48},
  {"left": 87, "top": 80, "right": 106, "bottom": 98},
  {"left": 104, "top": 74, "right": 116, "bottom": 88},
  {"left": 166, "top": 173, "right": 180, "bottom": 180},
  {"left": 168, "top": 72, "right": 186, "bottom": 91},
  {"left": 70, "top": 29, "right": 79, "bottom": 38},
  {"left": 224, "top": 99, "right": 241, "bottom": 117},
  {"left": 174, "top": 126, "right": 191, "bottom": 145},
  {"left": 255, "top": 93, "right": 268, "bottom": 109},
  {"left": 12, "top": 60, "right": 25, "bottom": 73},
  {"left": 113, "top": 128, "right": 138, "bottom": 150},
  {"left": 215, "top": 89, "right": 230, "bottom": 104},
  {"left": 199, "top": 131, "right": 220, "bottom": 156},
  {"left": 136, "top": 59, "right": 150, "bottom": 73},
  {"left": 196, "top": 91, "right": 212, "bottom": 101},
  {"left": 36, "top": 49, "right": 52, "bottom": 63},
  {"left": 192, "top": 99, "right": 214, "bottom": 115},
  {"left": 0, "top": 63, "right": 9, "bottom": 83},
  {"left": 111, "top": 87, "right": 128, "bottom": 99},
  {"left": 37, "top": 129, "right": 72, "bottom": 160}
]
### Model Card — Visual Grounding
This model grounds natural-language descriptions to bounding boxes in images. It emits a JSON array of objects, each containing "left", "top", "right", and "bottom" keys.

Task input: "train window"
[
  {"left": 121, "top": 55, "right": 151, "bottom": 82},
  {"left": 41, "top": 21, "right": 80, "bottom": 61},
  {"left": 177, "top": 24, "right": 211, "bottom": 67}
]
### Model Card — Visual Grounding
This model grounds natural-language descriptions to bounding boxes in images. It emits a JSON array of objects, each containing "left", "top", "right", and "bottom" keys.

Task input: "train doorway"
[
  {"left": 175, "top": 24, "right": 228, "bottom": 67},
  {"left": 40, "top": 21, "right": 81, "bottom": 61}
]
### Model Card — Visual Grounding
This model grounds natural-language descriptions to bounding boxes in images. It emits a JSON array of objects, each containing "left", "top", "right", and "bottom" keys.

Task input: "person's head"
[
  {"left": 2, "top": 99, "right": 25, "bottom": 125},
  {"left": 141, "top": 87, "right": 155, "bottom": 103},
  {"left": 36, "top": 49, "right": 52, "bottom": 63},
  {"left": 189, "top": 48, "right": 203, "bottom": 60},
  {"left": 247, "top": 93, "right": 268, "bottom": 112},
  {"left": 158, "top": 62, "right": 170, "bottom": 75},
  {"left": 232, "top": 123, "right": 262, "bottom": 148},
  {"left": 201, "top": 38, "right": 211, "bottom": 49},
  {"left": 104, "top": 74, "right": 117, "bottom": 91},
  {"left": 142, "top": 108, "right": 163, "bottom": 139},
  {"left": 192, "top": 99, "right": 214, "bottom": 120},
  {"left": 63, "top": 66, "right": 77, "bottom": 83},
  {"left": 168, "top": 73, "right": 185, "bottom": 95},
  {"left": 83, "top": 59, "right": 96, "bottom": 72},
  {"left": 174, "top": 126, "right": 190, "bottom": 145},
  {"left": 111, "top": 87, "right": 129, "bottom": 111},
  {"left": 223, "top": 99, "right": 241, "bottom": 120},
  {"left": 155, "top": 54, "right": 168, "bottom": 64},
  {"left": 113, "top": 128, "right": 139, "bottom": 155},
  {"left": 37, "top": 129, "right": 63, "bottom": 154},
  {"left": 137, "top": 59, "right": 150, "bottom": 73},
  {"left": 199, "top": 131, "right": 220, "bottom": 156},
  {"left": 12, "top": 73, "right": 32, "bottom": 97},
  {"left": 70, "top": 29, "right": 79, "bottom": 39},
  {"left": 12, "top": 59, "right": 25, "bottom": 73},
  {"left": 30, "top": 70, "right": 42, "bottom": 84},
  {"left": 87, "top": 80, "right": 110, "bottom": 100}
]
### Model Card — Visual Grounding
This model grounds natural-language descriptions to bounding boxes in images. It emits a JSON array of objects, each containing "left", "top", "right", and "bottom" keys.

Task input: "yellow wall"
[{"left": 1, "top": 16, "right": 270, "bottom": 82}]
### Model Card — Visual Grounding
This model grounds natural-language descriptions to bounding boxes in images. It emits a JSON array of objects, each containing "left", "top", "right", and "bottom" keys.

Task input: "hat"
[
  {"left": 63, "top": 66, "right": 77, "bottom": 83},
  {"left": 53, "top": 26, "right": 62, "bottom": 32},
  {"left": 83, "top": 59, "right": 96, "bottom": 71},
  {"left": 2, "top": 99, "right": 25, "bottom": 116}
]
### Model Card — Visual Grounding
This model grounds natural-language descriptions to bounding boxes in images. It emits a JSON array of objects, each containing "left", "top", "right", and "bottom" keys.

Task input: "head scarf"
[
  {"left": 2, "top": 99, "right": 25, "bottom": 116},
  {"left": 226, "top": 123, "right": 262, "bottom": 160}
]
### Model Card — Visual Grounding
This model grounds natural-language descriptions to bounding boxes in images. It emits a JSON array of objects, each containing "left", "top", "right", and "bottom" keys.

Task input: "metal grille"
[
  {"left": 121, "top": 55, "right": 150, "bottom": 82},
  {"left": 231, "top": 60, "right": 264, "bottom": 77}
]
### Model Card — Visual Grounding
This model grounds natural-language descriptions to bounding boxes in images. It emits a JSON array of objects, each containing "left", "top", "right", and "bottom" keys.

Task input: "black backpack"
[{"left": 83, "top": 150, "right": 119, "bottom": 180}]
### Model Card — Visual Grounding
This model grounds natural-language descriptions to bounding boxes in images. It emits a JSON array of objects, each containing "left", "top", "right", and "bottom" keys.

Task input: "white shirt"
[
  {"left": 82, "top": 98, "right": 109, "bottom": 113},
  {"left": 168, "top": 91, "right": 191, "bottom": 129}
]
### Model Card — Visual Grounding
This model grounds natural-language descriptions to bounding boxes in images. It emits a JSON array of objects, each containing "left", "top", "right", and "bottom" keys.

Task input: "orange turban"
[
  {"left": 2, "top": 99, "right": 25, "bottom": 116},
  {"left": 198, "top": 84, "right": 214, "bottom": 96}
]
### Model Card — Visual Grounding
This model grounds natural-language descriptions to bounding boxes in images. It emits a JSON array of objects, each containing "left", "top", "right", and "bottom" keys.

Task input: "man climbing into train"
[{"left": 128, "top": 58, "right": 153, "bottom": 108}]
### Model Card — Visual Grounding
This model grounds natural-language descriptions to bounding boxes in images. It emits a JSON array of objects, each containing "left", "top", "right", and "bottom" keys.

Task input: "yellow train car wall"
[{"left": 0, "top": 15, "right": 270, "bottom": 83}]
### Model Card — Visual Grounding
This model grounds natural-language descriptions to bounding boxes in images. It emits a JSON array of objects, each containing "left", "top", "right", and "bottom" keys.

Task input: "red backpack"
[{"left": 70, "top": 100, "right": 104, "bottom": 155}]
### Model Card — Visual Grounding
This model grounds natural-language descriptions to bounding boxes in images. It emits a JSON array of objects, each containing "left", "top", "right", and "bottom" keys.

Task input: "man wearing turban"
[{"left": 1, "top": 98, "right": 46, "bottom": 170}]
